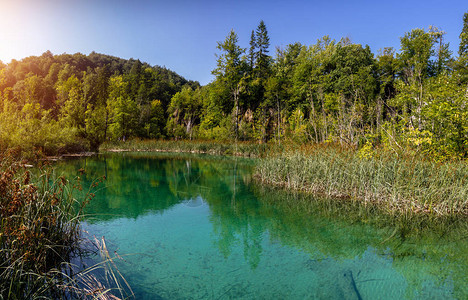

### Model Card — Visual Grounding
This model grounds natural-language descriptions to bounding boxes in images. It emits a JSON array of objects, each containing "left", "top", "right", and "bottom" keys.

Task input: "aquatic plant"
[
  {"left": 255, "top": 144, "right": 468, "bottom": 217},
  {"left": 0, "top": 149, "right": 130, "bottom": 299}
]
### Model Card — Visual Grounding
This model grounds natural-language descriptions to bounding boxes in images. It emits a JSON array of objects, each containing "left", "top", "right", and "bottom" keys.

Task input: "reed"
[
  {"left": 0, "top": 149, "right": 129, "bottom": 299},
  {"left": 255, "top": 144, "right": 468, "bottom": 217},
  {"left": 100, "top": 138, "right": 271, "bottom": 158}
]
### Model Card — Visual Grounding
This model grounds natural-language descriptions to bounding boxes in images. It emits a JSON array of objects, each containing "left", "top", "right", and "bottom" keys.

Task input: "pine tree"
[
  {"left": 248, "top": 30, "right": 257, "bottom": 70},
  {"left": 459, "top": 12, "right": 468, "bottom": 56},
  {"left": 456, "top": 12, "right": 468, "bottom": 83},
  {"left": 255, "top": 20, "right": 271, "bottom": 79}
]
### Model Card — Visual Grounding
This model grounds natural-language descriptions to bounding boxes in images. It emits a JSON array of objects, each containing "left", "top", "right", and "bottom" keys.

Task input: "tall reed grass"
[
  {"left": 100, "top": 139, "right": 270, "bottom": 158},
  {"left": 0, "top": 149, "right": 130, "bottom": 299},
  {"left": 255, "top": 144, "right": 468, "bottom": 217}
]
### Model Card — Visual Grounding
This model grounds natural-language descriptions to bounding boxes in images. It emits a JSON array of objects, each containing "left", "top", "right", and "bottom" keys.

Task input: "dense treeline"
[
  {"left": 171, "top": 16, "right": 467, "bottom": 160},
  {"left": 0, "top": 51, "right": 198, "bottom": 153},
  {"left": 1, "top": 14, "right": 468, "bottom": 160}
]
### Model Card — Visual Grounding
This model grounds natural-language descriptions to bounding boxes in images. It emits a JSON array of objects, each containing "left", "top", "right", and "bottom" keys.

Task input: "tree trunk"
[
  {"left": 309, "top": 82, "right": 318, "bottom": 143},
  {"left": 276, "top": 93, "right": 281, "bottom": 145},
  {"left": 233, "top": 85, "right": 240, "bottom": 141},
  {"left": 319, "top": 89, "right": 327, "bottom": 142},
  {"left": 185, "top": 117, "right": 193, "bottom": 140}
]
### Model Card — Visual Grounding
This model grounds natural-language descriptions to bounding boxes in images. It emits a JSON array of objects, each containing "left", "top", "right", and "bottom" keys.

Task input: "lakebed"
[{"left": 55, "top": 152, "right": 467, "bottom": 299}]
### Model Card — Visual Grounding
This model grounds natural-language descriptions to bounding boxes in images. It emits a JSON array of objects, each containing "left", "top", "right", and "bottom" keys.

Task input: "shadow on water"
[{"left": 55, "top": 152, "right": 467, "bottom": 299}]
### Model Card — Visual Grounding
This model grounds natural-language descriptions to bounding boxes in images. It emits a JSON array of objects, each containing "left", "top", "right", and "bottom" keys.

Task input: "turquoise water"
[{"left": 56, "top": 153, "right": 467, "bottom": 299}]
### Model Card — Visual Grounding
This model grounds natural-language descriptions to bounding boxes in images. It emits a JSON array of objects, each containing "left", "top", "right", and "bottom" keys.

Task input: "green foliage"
[
  {"left": 212, "top": 30, "right": 246, "bottom": 89},
  {"left": 199, "top": 117, "right": 233, "bottom": 141},
  {"left": 287, "top": 108, "right": 309, "bottom": 143},
  {"left": 57, "top": 74, "right": 86, "bottom": 130},
  {"left": 457, "top": 13, "right": 468, "bottom": 83},
  {"left": 422, "top": 75, "right": 468, "bottom": 159},
  {"left": 146, "top": 99, "right": 166, "bottom": 138},
  {"left": 0, "top": 94, "right": 78, "bottom": 155},
  {"left": 1, "top": 14, "right": 468, "bottom": 160},
  {"left": 107, "top": 75, "right": 138, "bottom": 141},
  {"left": 84, "top": 104, "right": 107, "bottom": 151},
  {"left": 0, "top": 51, "right": 196, "bottom": 155},
  {"left": 166, "top": 86, "right": 203, "bottom": 139},
  {"left": 397, "top": 28, "right": 434, "bottom": 84}
]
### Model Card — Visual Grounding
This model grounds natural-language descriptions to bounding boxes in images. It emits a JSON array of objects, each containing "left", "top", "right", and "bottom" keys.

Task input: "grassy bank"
[
  {"left": 255, "top": 144, "right": 468, "bottom": 217},
  {"left": 100, "top": 139, "right": 270, "bottom": 158},
  {"left": 0, "top": 150, "right": 126, "bottom": 299}
]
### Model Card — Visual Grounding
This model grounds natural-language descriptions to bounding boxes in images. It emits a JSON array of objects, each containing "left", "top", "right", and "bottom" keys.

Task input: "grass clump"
[
  {"left": 255, "top": 143, "right": 468, "bottom": 217},
  {"left": 100, "top": 138, "right": 271, "bottom": 157},
  {"left": 0, "top": 149, "right": 128, "bottom": 299}
]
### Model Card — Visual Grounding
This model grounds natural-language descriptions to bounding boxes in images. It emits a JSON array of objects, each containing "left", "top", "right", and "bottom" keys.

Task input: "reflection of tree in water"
[
  {"left": 152, "top": 155, "right": 265, "bottom": 268},
  {"left": 54, "top": 154, "right": 266, "bottom": 270},
  {"left": 55, "top": 154, "right": 185, "bottom": 220},
  {"left": 203, "top": 159, "right": 265, "bottom": 269},
  {"left": 54, "top": 154, "right": 468, "bottom": 297}
]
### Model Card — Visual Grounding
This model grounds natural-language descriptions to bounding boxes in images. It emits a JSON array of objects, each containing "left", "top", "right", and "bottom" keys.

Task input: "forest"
[{"left": 1, "top": 14, "right": 467, "bottom": 160}]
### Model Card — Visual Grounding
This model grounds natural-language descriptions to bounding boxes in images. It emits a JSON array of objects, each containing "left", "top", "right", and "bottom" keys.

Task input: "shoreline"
[
  {"left": 99, "top": 139, "right": 270, "bottom": 158},
  {"left": 48, "top": 141, "right": 468, "bottom": 218}
]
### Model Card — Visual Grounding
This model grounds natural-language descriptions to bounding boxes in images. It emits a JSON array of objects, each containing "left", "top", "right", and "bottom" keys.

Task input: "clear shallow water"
[{"left": 55, "top": 153, "right": 467, "bottom": 299}]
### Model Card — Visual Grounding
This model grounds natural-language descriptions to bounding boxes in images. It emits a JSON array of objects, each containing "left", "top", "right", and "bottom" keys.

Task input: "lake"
[{"left": 55, "top": 152, "right": 467, "bottom": 299}]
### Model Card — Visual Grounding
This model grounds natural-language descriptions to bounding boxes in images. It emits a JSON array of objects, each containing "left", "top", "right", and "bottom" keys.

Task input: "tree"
[
  {"left": 166, "top": 86, "right": 203, "bottom": 139},
  {"left": 212, "top": 29, "right": 247, "bottom": 140},
  {"left": 254, "top": 20, "right": 271, "bottom": 79},
  {"left": 57, "top": 74, "right": 86, "bottom": 131},
  {"left": 265, "top": 75, "right": 286, "bottom": 142},
  {"left": 428, "top": 26, "right": 453, "bottom": 76},
  {"left": 0, "top": 51, "right": 191, "bottom": 151},
  {"left": 265, "top": 43, "right": 303, "bottom": 142},
  {"left": 248, "top": 30, "right": 256, "bottom": 70},
  {"left": 423, "top": 75, "right": 468, "bottom": 158},
  {"left": 107, "top": 75, "right": 138, "bottom": 141},
  {"left": 395, "top": 28, "right": 435, "bottom": 130},
  {"left": 274, "top": 43, "right": 303, "bottom": 112},
  {"left": 376, "top": 47, "right": 397, "bottom": 127},
  {"left": 85, "top": 104, "right": 107, "bottom": 151},
  {"left": 459, "top": 12, "right": 468, "bottom": 56},
  {"left": 292, "top": 37, "right": 338, "bottom": 143},
  {"left": 457, "top": 12, "right": 468, "bottom": 83},
  {"left": 198, "top": 81, "right": 232, "bottom": 140},
  {"left": 292, "top": 44, "right": 322, "bottom": 142}
]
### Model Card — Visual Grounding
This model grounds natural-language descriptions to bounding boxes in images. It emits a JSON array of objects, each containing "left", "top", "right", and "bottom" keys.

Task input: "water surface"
[{"left": 56, "top": 153, "right": 467, "bottom": 299}]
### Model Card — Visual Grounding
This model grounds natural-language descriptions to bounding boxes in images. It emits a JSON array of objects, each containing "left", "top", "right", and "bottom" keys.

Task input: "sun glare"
[{"left": 0, "top": 1, "right": 49, "bottom": 63}]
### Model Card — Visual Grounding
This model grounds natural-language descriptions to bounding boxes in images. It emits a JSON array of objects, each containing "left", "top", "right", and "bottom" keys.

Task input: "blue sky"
[{"left": 0, "top": 0, "right": 466, "bottom": 85}]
